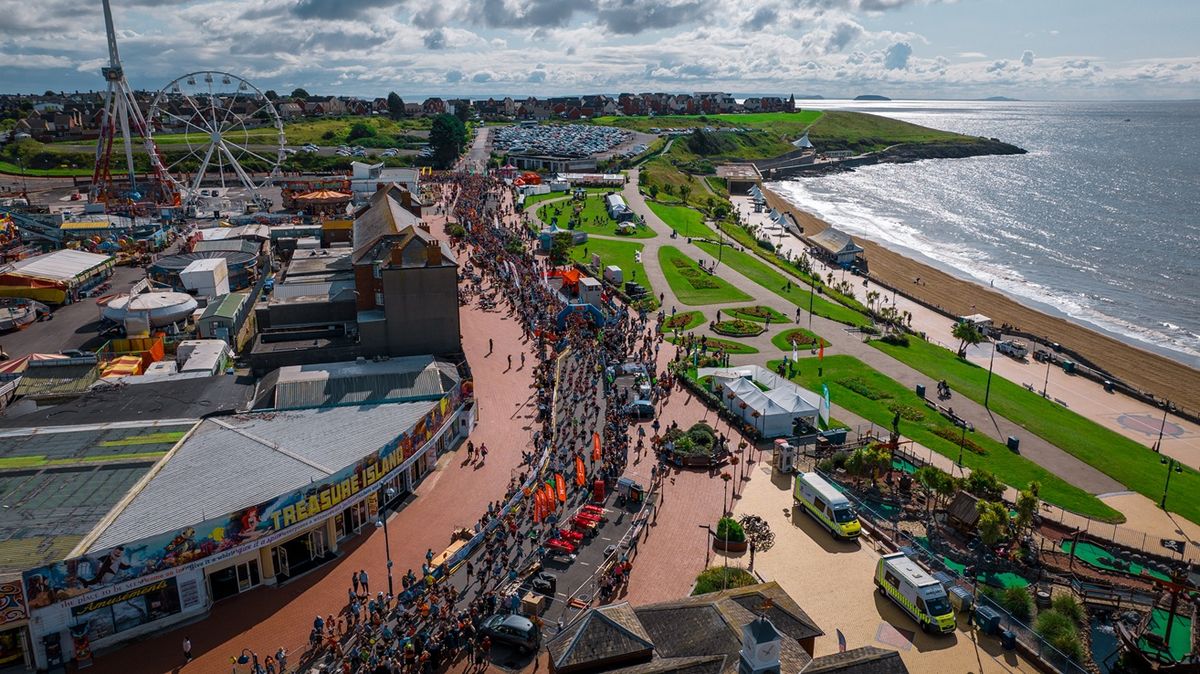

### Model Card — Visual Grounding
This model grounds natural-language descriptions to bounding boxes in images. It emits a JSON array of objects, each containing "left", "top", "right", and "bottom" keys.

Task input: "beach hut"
[{"left": 807, "top": 228, "right": 865, "bottom": 268}]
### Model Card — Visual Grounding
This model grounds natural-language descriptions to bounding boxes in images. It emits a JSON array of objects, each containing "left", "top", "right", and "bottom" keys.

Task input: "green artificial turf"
[
  {"left": 872, "top": 336, "right": 1200, "bottom": 526},
  {"left": 772, "top": 355, "right": 1123, "bottom": 522},
  {"left": 658, "top": 246, "right": 752, "bottom": 306}
]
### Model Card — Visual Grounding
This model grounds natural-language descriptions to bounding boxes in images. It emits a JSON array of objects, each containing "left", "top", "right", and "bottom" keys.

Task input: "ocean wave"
[{"left": 768, "top": 179, "right": 1200, "bottom": 364}]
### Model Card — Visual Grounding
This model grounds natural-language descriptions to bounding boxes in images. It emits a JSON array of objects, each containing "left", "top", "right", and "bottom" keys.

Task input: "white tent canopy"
[{"left": 703, "top": 365, "right": 821, "bottom": 438}]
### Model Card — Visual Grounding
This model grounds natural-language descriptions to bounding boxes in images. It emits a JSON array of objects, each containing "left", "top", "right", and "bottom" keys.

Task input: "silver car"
[{"left": 481, "top": 614, "right": 540, "bottom": 653}]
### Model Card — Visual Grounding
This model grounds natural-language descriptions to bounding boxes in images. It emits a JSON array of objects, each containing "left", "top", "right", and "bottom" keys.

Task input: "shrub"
[
  {"left": 713, "top": 320, "right": 764, "bottom": 337},
  {"left": 755, "top": 239, "right": 776, "bottom": 252},
  {"left": 880, "top": 333, "right": 910, "bottom": 346},
  {"left": 933, "top": 426, "right": 986, "bottom": 455},
  {"left": 963, "top": 469, "right": 1005, "bottom": 500},
  {"left": 1000, "top": 587, "right": 1033, "bottom": 621},
  {"left": 687, "top": 422, "right": 716, "bottom": 448},
  {"left": 446, "top": 223, "right": 467, "bottom": 238},
  {"left": 836, "top": 376, "right": 889, "bottom": 401},
  {"left": 887, "top": 402, "right": 925, "bottom": 422},
  {"left": 1051, "top": 594, "right": 1086, "bottom": 626},
  {"left": 715, "top": 517, "right": 746, "bottom": 543},
  {"left": 1035, "top": 610, "right": 1084, "bottom": 661},
  {"left": 692, "top": 567, "right": 756, "bottom": 595}
]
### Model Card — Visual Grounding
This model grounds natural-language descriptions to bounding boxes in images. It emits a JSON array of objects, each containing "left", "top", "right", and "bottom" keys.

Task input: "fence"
[{"left": 812, "top": 466, "right": 1090, "bottom": 674}]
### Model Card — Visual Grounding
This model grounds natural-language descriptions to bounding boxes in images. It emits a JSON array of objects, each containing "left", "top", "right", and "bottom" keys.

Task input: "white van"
[
  {"left": 875, "top": 552, "right": 955, "bottom": 633},
  {"left": 793, "top": 472, "right": 861, "bottom": 539}
]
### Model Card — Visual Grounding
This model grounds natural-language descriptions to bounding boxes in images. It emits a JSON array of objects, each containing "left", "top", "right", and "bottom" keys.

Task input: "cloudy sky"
[{"left": 1, "top": 0, "right": 1197, "bottom": 100}]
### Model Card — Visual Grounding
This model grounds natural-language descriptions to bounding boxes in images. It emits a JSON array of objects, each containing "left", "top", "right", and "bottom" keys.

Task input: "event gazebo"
[{"left": 293, "top": 189, "right": 353, "bottom": 218}]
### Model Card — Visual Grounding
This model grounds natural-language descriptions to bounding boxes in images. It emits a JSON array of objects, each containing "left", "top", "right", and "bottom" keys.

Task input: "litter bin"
[
  {"left": 975, "top": 605, "right": 1002, "bottom": 635},
  {"left": 1062, "top": 360, "right": 1075, "bottom": 374},
  {"left": 1001, "top": 630, "right": 1017, "bottom": 650},
  {"left": 915, "top": 383, "right": 926, "bottom": 399},
  {"left": 1007, "top": 436, "right": 1020, "bottom": 453}
]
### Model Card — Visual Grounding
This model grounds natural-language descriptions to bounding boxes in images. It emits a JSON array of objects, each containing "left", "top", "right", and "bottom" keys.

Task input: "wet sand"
[{"left": 762, "top": 187, "right": 1200, "bottom": 415}]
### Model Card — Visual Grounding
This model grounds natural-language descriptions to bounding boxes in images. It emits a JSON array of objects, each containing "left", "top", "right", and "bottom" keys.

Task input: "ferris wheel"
[{"left": 147, "top": 71, "right": 285, "bottom": 207}]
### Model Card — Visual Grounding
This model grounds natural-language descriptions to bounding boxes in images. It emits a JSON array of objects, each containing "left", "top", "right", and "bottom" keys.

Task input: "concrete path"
[{"left": 619, "top": 169, "right": 1122, "bottom": 497}]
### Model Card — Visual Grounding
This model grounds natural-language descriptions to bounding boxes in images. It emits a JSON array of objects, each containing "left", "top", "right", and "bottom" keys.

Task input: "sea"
[{"left": 768, "top": 99, "right": 1200, "bottom": 368}]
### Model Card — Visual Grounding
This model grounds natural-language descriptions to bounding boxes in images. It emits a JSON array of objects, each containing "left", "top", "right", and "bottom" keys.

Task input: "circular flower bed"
[
  {"left": 660, "top": 422, "right": 728, "bottom": 467},
  {"left": 712, "top": 319, "right": 765, "bottom": 337}
]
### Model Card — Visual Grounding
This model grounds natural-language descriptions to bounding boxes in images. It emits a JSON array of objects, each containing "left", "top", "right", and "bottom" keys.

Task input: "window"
[
  {"left": 73, "top": 578, "right": 183, "bottom": 643},
  {"left": 372, "top": 261, "right": 383, "bottom": 279},
  {"left": 375, "top": 291, "right": 385, "bottom": 306},
  {"left": 883, "top": 570, "right": 900, "bottom": 589}
]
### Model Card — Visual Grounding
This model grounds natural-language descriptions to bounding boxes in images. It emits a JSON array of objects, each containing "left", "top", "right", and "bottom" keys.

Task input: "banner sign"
[{"left": 24, "top": 389, "right": 463, "bottom": 610}]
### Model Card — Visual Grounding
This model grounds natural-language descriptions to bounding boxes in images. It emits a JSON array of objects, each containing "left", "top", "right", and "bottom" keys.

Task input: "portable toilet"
[{"left": 603, "top": 265, "right": 623, "bottom": 285}]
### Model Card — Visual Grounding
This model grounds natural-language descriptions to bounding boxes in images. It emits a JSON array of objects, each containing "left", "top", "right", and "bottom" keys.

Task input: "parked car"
[
  {"left": 996, "top": 340, "right": 1028, "bottom": 359},
  {"left": 480, "top": 615, "right": 540, "bottom": 653}
]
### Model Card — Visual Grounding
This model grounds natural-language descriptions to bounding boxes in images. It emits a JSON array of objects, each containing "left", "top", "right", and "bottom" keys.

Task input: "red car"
[
  {"left": 557, "top": 528, "right": 584, "bottom": 544},
  {"left": 545, "top": 538, "right": 576, "bottom": 555}
]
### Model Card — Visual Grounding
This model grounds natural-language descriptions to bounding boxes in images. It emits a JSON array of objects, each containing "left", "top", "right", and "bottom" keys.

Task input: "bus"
[
  {"left": 793, "top": 472, "right": 861, "bottom": 539},
  {"left": 875, "top": 552, "right": 956, "bottom": 634}
]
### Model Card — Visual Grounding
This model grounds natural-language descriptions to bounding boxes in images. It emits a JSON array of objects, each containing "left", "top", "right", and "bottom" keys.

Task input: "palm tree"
[
  {"left": 866, "top": 290, "right": 880, "bottom": 314},
  {"left": 951, "top": 321, "right": 983, "bottom": 358}
]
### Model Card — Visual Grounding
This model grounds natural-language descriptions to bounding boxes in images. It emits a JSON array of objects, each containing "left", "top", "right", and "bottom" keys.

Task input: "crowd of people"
[{"left": 273, "top": 173, "right": 669, "bottom": 674}]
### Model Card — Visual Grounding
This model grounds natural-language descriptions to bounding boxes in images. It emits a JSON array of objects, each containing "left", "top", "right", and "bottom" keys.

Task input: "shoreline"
[{"left": 760, "top": 184, "right": 1200, "bottom": 417}]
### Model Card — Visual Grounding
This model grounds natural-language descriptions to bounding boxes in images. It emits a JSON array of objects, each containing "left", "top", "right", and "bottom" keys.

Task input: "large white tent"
[{"left": 702, "top": 365, "right": 822, "bottom": 438}]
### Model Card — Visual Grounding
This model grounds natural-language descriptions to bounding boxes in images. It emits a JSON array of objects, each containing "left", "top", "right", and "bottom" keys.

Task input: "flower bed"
[
  {"left": 729, "top": 305, "right": 788, "bottom": 323},
  {"left": 771, "top": 328, "right": 830, "bottom": 351},
  {"left": 659, "top": 310, "right": 705, "bottom": 333},
  {"left": 712, "top": 319, "right": 765, "bottom": 337}
]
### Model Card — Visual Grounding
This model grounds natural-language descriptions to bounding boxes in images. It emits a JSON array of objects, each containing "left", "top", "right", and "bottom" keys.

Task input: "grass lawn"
[
  {"left": 539, "top": 194, "right": 655, "bottom": 239},
  {"left": 524, "top": 187, "right": 612, "bottom": 209},
  {"left": 728, "top": 305, "right": 788, "bottom": 323},
  {"left": 805, "top": 111, "right": 975, "bottom": 154},
  {"left": 872, "top": 336, "right": 1200, "bottom": 525},
  {"left": 156, "top": 116, "right": 431, "bottom": 146},
  {"left": 772, "top": 355, "right": 1121, "bottom": 522},
  {"left": 594, "top": 111, "right": 823, "bottom": 137},
  {"left": 771, "top": 328, "right": 830, "bottom": 351},
  {"left": 705, "top": 175, "right": 729, "bottom": 198},
  {"left": 659, "top": 246, "right": 752, "bottom": 306},
  {"left": 570, "top": 238, "right": 656, "bottom": 306},
  {"left": 0, "top": 160, "right": 90, "bottom": 177},
  {"left": 646, "top": 201, "right": 718, "bottom": 239},
  {"left": 672, "top": 336, "right": 758, "bottom": 355},
  {"left": 659, "top": 310, "right": 706, "bottom": 333},
  {"left": 692, "top": 241, "right": 870, "bottom": 327}
]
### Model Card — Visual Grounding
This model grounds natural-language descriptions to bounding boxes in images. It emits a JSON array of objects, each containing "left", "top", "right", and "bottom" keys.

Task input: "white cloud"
[{"left": 884, "top": 42, "right": 912, "bottom": 69}]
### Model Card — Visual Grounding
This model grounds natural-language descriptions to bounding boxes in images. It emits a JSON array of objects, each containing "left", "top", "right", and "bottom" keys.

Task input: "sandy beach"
[{"left": 761, "top": 186, "right": 1200, "bottom": 416}]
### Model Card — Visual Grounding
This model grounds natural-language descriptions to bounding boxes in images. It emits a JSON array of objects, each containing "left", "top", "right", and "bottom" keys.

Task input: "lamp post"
[
  {"left": 374, "top": 486, "right": 397, "bottom": 596},
  {"left": 1160, "top": 456, "right": 1183, "bottom": 510},
  {"left": 1041, "top": 358, "right": 1052, "bottom": 399},
  {"left": 956, "top": 422, "right": 967, "bottom": 476},
  {"left": 16, "top": 155, "right": 28, "bottom": 196},
  {"left": 983, "top": 336, "right": 997, "bottom": 409},
  {"left": 235, "top": 649, "right": 257, "bottom": 674},
  {"left": 1152, "top": 401, "right": 1172, "bottom": 453}
]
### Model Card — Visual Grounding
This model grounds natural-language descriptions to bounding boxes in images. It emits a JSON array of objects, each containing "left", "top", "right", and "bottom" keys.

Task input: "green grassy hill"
[{"left": 806, "top": 110, "right": 976, "bottom": 154}]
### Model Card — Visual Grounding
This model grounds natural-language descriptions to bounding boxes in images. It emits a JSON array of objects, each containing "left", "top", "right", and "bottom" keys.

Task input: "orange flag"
[
  {"left": 532, "top": 492, "right": 542, "bottom": 523},
  {"left": 592, "top": 432, "right": 602, "bottom": 461},
  {"left": 556, "top": 474, "right": 567, "bottom": 502},
  {"left": 818, "top": 343, "right": 824, "bottom": 361},
  {"left": 575, "top": 456, "right": 586, "bottom": 486}
]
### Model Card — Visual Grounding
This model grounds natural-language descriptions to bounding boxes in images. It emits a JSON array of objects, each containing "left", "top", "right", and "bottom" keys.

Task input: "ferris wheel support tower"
[{"left": 90, "top": 0, "right": 176, "bottom": 205}]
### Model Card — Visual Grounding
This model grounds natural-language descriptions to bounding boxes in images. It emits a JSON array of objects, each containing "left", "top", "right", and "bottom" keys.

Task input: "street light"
[
  {"left": 235, "top": 649, "right": 257, "bottom": 674},
  {"left": 1159, "top": 456, "right": 1183, "bottom": 510},
  {"left": 374, "top": 486, "right": 398, "bottom": 596},
  {"left": 1152, "top": 401, "right": 1173, "bottom": 453},
  {"left": 983, "top": 336, "right": 997, "bottom": 409},
  {"left": 956, "top": 422, "right": 967, "bottom": 476},
  {"left": 1041, "top": 357, "right": 1052, "bottom": 399}
]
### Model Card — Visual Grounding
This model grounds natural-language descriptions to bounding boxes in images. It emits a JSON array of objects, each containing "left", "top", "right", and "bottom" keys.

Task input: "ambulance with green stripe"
[
  {"left": 875, "top": 552, "right": 956, "bottom": 634},
  {"left": 793, "top": 472, "right": 861, "bottom": 539}
]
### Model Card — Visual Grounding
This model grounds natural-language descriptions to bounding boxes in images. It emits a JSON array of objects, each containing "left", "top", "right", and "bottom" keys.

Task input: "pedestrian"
[
  {"left": 507, "top": 354, "right": 512, "bottom": 369},
  {"left": 352, "top": 571, "right": 360, "bottom": 596},
  {"left": 276, "top": 647, "right": 288, "bottom": 673},
  {"left": 488, "top": 338, "right": 493, "bottom": 354},
  {"left": 182, "top": 636, "right": 192, "bottom": 663},
  {"left": 359, "top": 569, "right": 369, "bottom": 594},
  {"left": 426, "top": 548, "right": 434, "bottom": 564}
]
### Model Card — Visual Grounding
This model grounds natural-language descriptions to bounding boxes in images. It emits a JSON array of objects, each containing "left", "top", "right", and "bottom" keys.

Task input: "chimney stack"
[{"left": 425, "top": 240, "right": 443, "bottom": 266}]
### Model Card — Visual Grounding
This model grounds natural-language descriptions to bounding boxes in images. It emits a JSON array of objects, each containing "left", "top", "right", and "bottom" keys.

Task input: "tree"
[
  {"left": 845, "top": 444, "right": 891, "bottom": 486},
  {"left": 914, "top": 465, "right": 956, "bottom": 514},
  {"left": 43, "top": 90, "right": 56, "bottom": 97},
  {"left": 712, "top": 202, "right": 730, "bottom": 221},
  {"left": 679, "top": 184, "right": 692, "bottom": 204},
  {"left": 290, "top": 88, "right": 311, "bottom": 101},
  {"left": 976, "top": 499, "right": 1010, "bottom": 546},
  {"left": 1014, "top": 481, "right": 1041, "bottom": 540},
  {"left": 387, "top": 92, "right": 405, "bottom": 120},
  {"left": 963, "top": 468, "right": 1004, "bottom": 501},
  {"left": 428, "top": 113, "right": 468, "bottom": 169},
  {"left": 454, "top": 103, "right": 472, "bottom": 123},
  {"left": 549, "top": 232, "right": 573, "bottom": 266},
  {"left": 647, "top": 184, "right": 659, "bottom": 200},
  {"left": 264, "top": 90, "right": 279, "bottom": 101},
  {"left": 347, "top": 121, "right": 376, "bottom": 141},
  {"left": 952, "top": 320, "right": 983, "bottom": 357}
]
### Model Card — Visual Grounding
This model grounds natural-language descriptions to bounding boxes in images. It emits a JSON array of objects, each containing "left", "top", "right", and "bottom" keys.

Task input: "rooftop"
[
  {"left": 87, "top": 400, "right": 437, "bottom": 551},
  {"left": 3, "top": 249, "right": 113, "bottom": 282},
  {"left": 252, "top": 355, "right": 460, "bottom": 410},
  {"left": 715, "top": 164, "right": 762, "bottom": 181},
  {"left": 808, "top": 228, "right": 864, "bottom": 256},
  {"left": 352, "top": 184, "right": 424, "bottom": 257},
  {"left": 805, "top": 647, "right": 910, "bottom": 674},
  {"left": 0, "top": 421, "right": 195, "bottom": 573},
  {"left": 200, "top": 292, "right": 249, "bottom": 321},
  {"left": 283, "top": 248, "right": 353, "bottom": 280}
]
